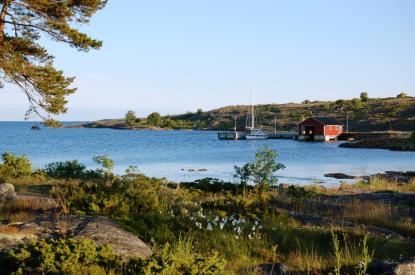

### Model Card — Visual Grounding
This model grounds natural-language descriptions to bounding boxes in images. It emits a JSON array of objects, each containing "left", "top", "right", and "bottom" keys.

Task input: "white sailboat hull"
[
  {"left": 245, "top": 128, "right": 268, "bottom": 140},
  {"left": 245, "top": 134, "right": 268, "bottom": 140}
]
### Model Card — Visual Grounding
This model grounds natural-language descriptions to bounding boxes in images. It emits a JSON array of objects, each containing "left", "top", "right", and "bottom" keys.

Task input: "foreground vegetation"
[{"left": 0, "top": 150, "right": 414, "bottom": 274}]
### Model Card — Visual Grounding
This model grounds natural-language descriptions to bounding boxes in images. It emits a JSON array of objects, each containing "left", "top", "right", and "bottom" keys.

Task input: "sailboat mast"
[{"left": 251, "top": 84, "right": 255, "bottom": 129}]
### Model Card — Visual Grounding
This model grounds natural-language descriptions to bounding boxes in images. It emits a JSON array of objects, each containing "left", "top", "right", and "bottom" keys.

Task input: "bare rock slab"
[
  {"left": 0, "top": 215, "right": 151, "bottom": 260},
  {"left": 71, "top": 216, "right": 152, "bottom": 259}
]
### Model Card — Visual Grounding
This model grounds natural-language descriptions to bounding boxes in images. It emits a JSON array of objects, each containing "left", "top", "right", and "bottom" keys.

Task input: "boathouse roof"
[{"left": 308, "top": 117, "right": 343, "bottom": 125}]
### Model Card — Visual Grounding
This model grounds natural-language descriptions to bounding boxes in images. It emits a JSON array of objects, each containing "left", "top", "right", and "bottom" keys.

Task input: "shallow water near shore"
[{"left": 1, "top": 122, "right": 414, "bottom": 186}]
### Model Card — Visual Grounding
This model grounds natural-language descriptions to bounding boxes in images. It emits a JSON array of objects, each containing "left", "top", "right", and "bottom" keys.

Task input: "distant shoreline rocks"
[
  {"left": 325, "top": 171, "right": 415, "bottom": 183},
  {"left": 182, "top": 168, "right": 209, "bottom": 172}
]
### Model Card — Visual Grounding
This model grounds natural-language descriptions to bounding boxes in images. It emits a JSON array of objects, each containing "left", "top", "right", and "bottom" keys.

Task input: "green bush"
[
  {"left": 181, "top": 178, "right": 245, "bottom": 194},
  {"left": 125, "top": 110, "right": 137, "bottom": 129},
  {"left": 93, "top": 155, "right": 115, "bottom": 174},
  {"left": 0, "top": 237, "right": 226, "bottom": 275},
  {"left": 360, "top": 92, "right": 369, "bottom": 102},
  {"left": 0, "top": 238, "right": 118, "bottom": 274},
  {"left": 397, "top": 92, "right": 408, "bottom": 99},
  {"left": 44, "top": 160, "right": 87, "bottom": 179},
  {"left": 125, "top": 236, "right": 226, "bottom": 275},
  {"left": 147, "top": 112, "right": 163, "bottom": 126},
  {"left": 0, "top": 152, "right": 32, "bottom": 178},
  {"left": 411, "top": 132, "right": 415, "bottom": 141}
]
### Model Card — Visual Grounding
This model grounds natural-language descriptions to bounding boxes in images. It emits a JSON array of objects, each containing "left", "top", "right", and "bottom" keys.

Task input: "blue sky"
[{"left": 1, "top": 0, "right": 414, "bottom": 121}]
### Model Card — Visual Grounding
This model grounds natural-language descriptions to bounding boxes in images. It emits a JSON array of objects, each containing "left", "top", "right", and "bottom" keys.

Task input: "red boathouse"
[{"left": 298, "top": 117, "right": 343, "bottom": 141}]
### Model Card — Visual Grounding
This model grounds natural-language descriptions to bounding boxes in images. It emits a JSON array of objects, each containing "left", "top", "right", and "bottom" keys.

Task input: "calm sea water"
[{"left": 0, "top": 122, "right": 414, "bottom": 186}]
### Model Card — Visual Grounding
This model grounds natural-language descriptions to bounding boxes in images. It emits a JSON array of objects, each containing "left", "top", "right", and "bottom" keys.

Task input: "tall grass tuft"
[
  {"left": 357, "top": 235, "right": 373, "bottom": 275},
  {"left": 332, "top": 231, "right": 342, "bottom": 275}
]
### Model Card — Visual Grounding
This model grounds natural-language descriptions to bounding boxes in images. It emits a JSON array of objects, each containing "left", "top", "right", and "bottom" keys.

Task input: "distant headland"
[{"left": 69, "top": 95, "right": 415, "bottom": 133}]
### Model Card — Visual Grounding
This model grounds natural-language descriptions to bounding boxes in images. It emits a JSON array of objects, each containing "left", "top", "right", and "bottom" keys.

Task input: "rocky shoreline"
[
  {"left": 340, "top": 137, "right": 415, "bottom": 151},
  {"left": 325, "top": 171, "right": 415, "bottom": 183}
]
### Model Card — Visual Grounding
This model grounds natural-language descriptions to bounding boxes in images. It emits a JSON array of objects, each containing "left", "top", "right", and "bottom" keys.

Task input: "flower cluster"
[{"left": 185, "top": 207, "right": 263, "bottom": 239}]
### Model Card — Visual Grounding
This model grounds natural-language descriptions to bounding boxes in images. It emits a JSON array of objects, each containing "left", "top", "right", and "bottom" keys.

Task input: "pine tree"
[{"left": 0, "top": 0, "right": 107, "bottom": 126}]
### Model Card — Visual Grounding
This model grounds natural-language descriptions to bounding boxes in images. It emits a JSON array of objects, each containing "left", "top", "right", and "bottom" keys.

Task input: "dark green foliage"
[
  {"left": 284, "top": 185, "right": 315, "bottom": 199},
  {"left": 147, "top": 112, "right": 163, "bottom": 126},
  {"left": 351, "top": 98, "right": 362, "bottom": 109},
  {"left": 0, "top": 0, "right": 107, "bottom": 125},
  {"left": 0, "top": 151, "right": 32, "bottom": 178},
  {"left": 412, "top": 132, "right": 415, "bottom": 141},
  {"left": 0, "top": 238, "right": 117, "bottom": 274},
  {"left": 125, "top": 110, "right": 137, "bottom": 129},
  {"left": 44, "top": 160, "right": 87, "bottom": 179},
  {"left": 181, "top": 178, "right": 249, "bottom": 194},
  {"left": 44, "top": 160, "right": 102, "bottom": 180},
  {"left": 233, "top": 163, "right": 252, "bottom": 195},
  {"left": 234, "top": 146, "right": 285, "bottom": 198},
  {"left": 335, "top": 99, "right": 346, "bottom": 106},
  {"left": 360, "top": 92, "right": 369, "bottom": 102},
  {"left": 397, "top": 92, "right": 409, "bottom": 98}
]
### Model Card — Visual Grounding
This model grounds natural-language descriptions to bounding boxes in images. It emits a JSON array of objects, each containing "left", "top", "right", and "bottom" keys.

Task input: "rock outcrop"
[
  {"left": 0, "top": 215, "right": 152, "bottom": 259},
  {"left": 0, "top": 183, "right": 17, "bottom": 202}
]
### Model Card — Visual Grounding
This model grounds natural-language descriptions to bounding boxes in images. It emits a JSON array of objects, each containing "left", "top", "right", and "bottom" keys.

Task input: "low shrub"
[
  {"left": 44, "top": 160, "right": 103, "bottom": 180},
  {"left": 44, "top": 160, "right": 87, "bottom": 179},
  {"left": 181, "top": 178, "right": 246, "bottom": 194},
  {"left": 0, "top": 236, "right": 227, "bottom": 275},
  {"left": 0, "top": 152, "right": 32, "bottom": 178},
  {"left": 0, "top": 238, "right": 118, "bottom": 274},
  {"left": 125, "top": 236, "right": 227, "bottom": 274}
]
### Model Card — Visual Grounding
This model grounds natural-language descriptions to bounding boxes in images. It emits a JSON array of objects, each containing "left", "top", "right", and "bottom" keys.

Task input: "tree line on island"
[
  {"left": 117, "top": 92, "right": 414, "bottom": 132},
  {"left": 123, "top": 109, "right": 207, "bottom": 130}
]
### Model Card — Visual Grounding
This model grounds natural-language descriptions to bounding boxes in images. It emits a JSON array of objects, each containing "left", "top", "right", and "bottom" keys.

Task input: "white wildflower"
[{"left": 207, "top": 223, "right": 213, "bottom": 231}]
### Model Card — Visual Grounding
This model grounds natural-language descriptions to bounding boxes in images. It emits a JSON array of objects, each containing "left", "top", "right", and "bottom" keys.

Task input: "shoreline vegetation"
[
  {"left": 1, "top": 150, "right": 415, "bottom": 274},
  {"left": 67, "top": 96, "right": 415, "bottom": 132}
]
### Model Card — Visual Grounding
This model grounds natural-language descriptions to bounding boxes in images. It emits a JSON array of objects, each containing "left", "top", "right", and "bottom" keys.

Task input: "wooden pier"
[
  {"left": 268, "top": 131, "right": 298, "bottom": 139},
  {"left": 218, "top": 131, "right": 246, "bottom": 140},
  {"left": 218, "top": 131, "right": 297, "bottom": 140}
]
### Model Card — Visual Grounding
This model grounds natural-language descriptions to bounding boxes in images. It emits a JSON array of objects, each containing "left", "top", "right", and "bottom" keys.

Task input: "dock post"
[{"left": 234, "top": 116, "right": 237, "bottom": 140}]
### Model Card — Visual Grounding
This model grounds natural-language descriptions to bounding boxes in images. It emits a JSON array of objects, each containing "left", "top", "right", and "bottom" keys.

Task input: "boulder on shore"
[
  {"left": 0, "top": 215, "right": 152, "bottom": 259},
  {"left": 0, "top": 183, "right": 17, "bottom": 202}
]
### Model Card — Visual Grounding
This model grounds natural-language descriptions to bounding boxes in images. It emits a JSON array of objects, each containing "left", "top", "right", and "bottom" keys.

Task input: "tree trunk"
[{"left": 0, "top": 0, "right": 10, "bottom": 45}]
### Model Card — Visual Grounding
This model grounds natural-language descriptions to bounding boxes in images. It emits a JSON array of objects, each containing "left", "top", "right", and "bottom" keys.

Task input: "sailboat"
[{"left": 245, "top": 85, "right": 268, "bottom": 140}]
